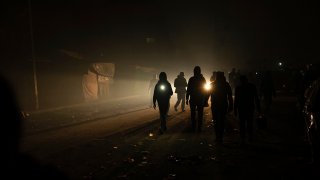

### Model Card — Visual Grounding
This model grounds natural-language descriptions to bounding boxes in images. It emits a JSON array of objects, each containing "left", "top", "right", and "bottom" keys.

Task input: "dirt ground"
[{"left": 20, "top": 96, "right": 320, "bottom": 179}]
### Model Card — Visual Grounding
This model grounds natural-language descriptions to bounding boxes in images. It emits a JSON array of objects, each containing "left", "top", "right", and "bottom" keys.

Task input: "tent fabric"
[
  {"left": 93, "top": 63, "right": 115, "bottom": 77},
  {"left": 82, "top": 70, "right": 98, "bottom": 101}
]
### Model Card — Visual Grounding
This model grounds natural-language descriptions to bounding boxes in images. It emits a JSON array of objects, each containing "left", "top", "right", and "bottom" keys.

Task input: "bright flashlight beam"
[
  {"left": 204, "top": 83, "right": 211, "bottom": 91},
  {"left": 160, "top": 85, "right": 165, "bottom": 90}
]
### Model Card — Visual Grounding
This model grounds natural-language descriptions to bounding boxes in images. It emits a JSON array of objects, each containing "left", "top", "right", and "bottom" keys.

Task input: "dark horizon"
[
  {"left": 2, "top": 1, "right": 319, "bottom": 68},
  {"left": 1, "top": 0, "right": 320, "bottom": 110}
]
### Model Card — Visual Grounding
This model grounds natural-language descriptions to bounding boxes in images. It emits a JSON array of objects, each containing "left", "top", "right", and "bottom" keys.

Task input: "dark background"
[{"left": 1, "top": 0, "right": 319, "bottom": 110}]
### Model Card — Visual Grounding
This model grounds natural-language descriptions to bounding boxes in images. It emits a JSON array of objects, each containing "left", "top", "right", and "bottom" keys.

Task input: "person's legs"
[
  {"left": 211, "top": 106, "right": 215, "bottom": 122},
  {"left": 247, "top": 113, "right": 254, "bottom": 141},
  {"left": 239, "top": 113, "right": 247, "bottom": 143},
  {"left": 190, "top": 104, "right": 196, "bottom": 131},
  {"left": 159, "top": 104, "right": 169, "bottom": 133},
  {"left": 213, "top": 110, "right": 222, "bottom": 142},
  {"left": 197, "top": 106, "right": 204, "bottom": 132},
  {"left": 174, "top": 94, "right": 181, "bottom": 111},
  {"left": 220, "top": 114, "right": 226, "bottom": 141},
  {"left": 160, "top": 113, "right": 167, "bottom": 131},
  {"left": 181, "top": 93, "right": 186, "bottom": 111}
]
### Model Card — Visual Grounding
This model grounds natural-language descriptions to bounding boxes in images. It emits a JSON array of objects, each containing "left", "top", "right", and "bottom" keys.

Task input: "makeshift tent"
[{"left": 82, "top": 63, "right": 115, "bottom": 101}]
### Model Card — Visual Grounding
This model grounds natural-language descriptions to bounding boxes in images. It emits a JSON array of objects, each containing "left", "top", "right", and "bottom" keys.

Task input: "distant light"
[
  {"left": 255, "top": 72, "right": 258, "bottom": 75},
  {"left": 160, "top": 85, "right": 166, "bottom": 91},
  {"left": 310, "top": 113, "right": 314, "bottom": 127},
  {"left": 149, "top": 133, "right": 154, "bottom": 137},
  {"left": 204, "top": 83, "right": 211, "bottom": 91},
  {"left": 278, "top": 62, "right": 283, "bottom": 66}
]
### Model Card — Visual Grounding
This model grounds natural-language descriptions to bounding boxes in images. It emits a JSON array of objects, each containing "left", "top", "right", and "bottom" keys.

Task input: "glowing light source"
[
  {"left": 278, "top": 62, "right": 283, "bottom": 66},
  {"left": 310, "top": 113, "right": 315, "bottom": 128},
  {"left": 204, "top": 83, "right": 211, "bottom": 91},
  {"left": 160, "top": 85, "right": 166, "bottom": 91}
]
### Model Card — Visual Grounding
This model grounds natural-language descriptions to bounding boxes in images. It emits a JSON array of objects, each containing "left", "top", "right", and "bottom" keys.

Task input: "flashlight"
[
  {"left": 160, "top": 85, "right": 166, "bottom": 91},
  {"left": 204, "top": 83, "right": 211, "bottom": 91}
]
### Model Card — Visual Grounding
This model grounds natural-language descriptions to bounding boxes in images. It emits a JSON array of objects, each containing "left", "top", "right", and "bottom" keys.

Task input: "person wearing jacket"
[
  {"left": 174, "top": 72, "right": 188, "bottom": 112},
  {"left": 153, "top": 72, "right": 173, "bottom": 134},
  {"left": 210, "top": 71, "right": 233, "bottom": 144},
  {"left": 186, "top": 66, "right": 207, "bottom": 132},
  {"left": 234, "top": 75, "right": 261, "bottom": 144}
]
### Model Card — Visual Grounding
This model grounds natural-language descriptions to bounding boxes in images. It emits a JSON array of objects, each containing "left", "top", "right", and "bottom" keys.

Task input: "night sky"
[{"left": 1, "top": 0, "right": 320, "bottom": 71}]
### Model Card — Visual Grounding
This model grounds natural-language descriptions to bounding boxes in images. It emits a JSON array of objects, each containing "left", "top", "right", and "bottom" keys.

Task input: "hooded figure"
[
  {"left": 234, "top": 75, "right": 261, "bottom": 144},
  {"left": 153, "top": 72, "right": 173, "bottom": 134},
  {"left": 174, "top": 72, "right": 188, "bottom": 112},
  {"left": 210, "top": 71, "right": 233, "bottom": 144},
  {"left": 186, "top": 66, "right": 207, "bottom": 132}
]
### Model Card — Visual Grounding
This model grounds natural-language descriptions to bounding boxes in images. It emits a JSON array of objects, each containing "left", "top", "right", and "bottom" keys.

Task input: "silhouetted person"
[
  {"left": 210, "top": 72, "right": 233, "bottom": 143},
  {"left": 228, "top": 68, "right": 237, "bottom": 93},
  {"left": 1, "top": 75, "right": 68, "bottom": 179},
  {"left": 234, "top": 75, "right": 261, "bottom": 144},
  {"left": 148, "top": 74, "right": 158, "bottom": 108},
  {"left": 210, "top": 71, "right": 217, "bottom": 83},
  {"left": 153, "top": 72, "right": 173, "bottom": 134},
  {"left": 260, "top": 71, "right": 276, "bottom": 113},
  {"left": 206, "top": 71, "right": 217, "bottom": 107},
  {"left": 186, "top": 66, "right": 207, "bottom": 132},
  {"left": 174, "top": 72, "right": 187, "bottom": 112}
]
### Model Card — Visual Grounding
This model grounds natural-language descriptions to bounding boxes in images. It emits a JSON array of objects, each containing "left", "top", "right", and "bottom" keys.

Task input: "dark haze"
[{"left": 1, "top": 0, "right": 319, "bottom": 110}]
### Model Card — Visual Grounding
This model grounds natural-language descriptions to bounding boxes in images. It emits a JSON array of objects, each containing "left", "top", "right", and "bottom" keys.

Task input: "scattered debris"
[
  {"left": 127, "top": 158, "right": 135, "bottom": 163},
  {"left": 141, "top": 151, "right": 150, "bottom": 155}
]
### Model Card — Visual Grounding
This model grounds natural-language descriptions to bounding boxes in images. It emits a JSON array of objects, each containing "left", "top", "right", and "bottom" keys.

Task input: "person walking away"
[
  {"left": 228, "top": 68, "right": 237, "bottom": 94},
  {"left": 210, "top": 72, "right": 233, "bottom": 144},
  {"left": 153, "top": 72, "right": 173, "bottom": 134},
  {"left": 174, "top": 72, "right": 188, "bottom": 112},
  {"left": 148, "top": 74, "right": 158, "bottom": 108},
  {"left": 260, "top": 71, "right": 276, "bottom": 113},
  {"left": 234, "top": 75, "right": 261, "bottom": 144},
  {"left": 186, "top": 66, "right": 207, "bottom": 132},
  {"left": 210, "top": 71, "right": 217, "bottom": 83}
]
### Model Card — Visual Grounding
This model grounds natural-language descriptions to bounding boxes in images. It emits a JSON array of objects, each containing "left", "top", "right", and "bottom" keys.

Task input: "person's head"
[
  {"left": 215, "top": 71, "right": 225, "bottom": 83},
  {"left": 194, "top": 66, "right": 201, "bottom": 76},
  {"left": 179, "top": 72, "right": 184, "bottom": 77},
  {"left": 159, "top": 72, "right": 167, "bottom": 81}
]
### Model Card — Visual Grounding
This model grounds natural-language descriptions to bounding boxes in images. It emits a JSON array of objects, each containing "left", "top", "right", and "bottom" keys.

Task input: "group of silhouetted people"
[{"left": 152, "top": 66, "right": 264, "bottom": 145}]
